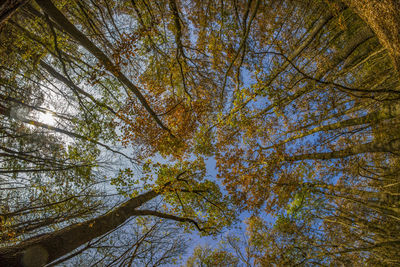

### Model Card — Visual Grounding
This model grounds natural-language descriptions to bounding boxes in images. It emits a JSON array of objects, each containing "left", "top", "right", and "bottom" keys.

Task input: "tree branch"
[{"left": 132, "top": 209, "right": 204, "bottom": 232}]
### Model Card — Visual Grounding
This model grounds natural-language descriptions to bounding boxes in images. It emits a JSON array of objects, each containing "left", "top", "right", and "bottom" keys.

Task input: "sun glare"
[{"left": 38, "top": 111, "right": 56, "bottom": 126}]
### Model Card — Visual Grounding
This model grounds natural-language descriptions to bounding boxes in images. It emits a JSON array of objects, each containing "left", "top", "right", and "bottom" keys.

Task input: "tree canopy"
[{"left": 1, "top": 0, "right": 400, "bottom": 266}]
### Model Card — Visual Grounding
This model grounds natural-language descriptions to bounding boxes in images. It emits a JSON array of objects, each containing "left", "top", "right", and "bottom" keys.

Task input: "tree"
[
  {"left": 1, "top": 1, "right": 235, "bottom": 265},
  {"left": 343, "top": 0, "right": 400, "bottom": 77},
  {"left": 185, "top": 244, "right": 240, "bottom": 267},
  {"left": 210, "top": 0, "right": 400, "bottom": 264},
  {"left": 1, "top": 0, "right": 400, "bottom": 265},
  {"left": 0, "top": 0, "right": 28, "bottom": 27},
  {"left": 0, "top": 160, "right": 235, "bottom": 266}
]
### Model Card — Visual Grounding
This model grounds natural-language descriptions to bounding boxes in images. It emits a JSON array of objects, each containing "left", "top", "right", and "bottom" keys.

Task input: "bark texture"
[
  {"left": 0, "top": 189, "right": 160, "bottom": 266},
  {"left": 343, "top": 0, "right": 400, "bottom": 77},
  {"left": 0, "top": 0, "right": 28, "bottom": 27}
]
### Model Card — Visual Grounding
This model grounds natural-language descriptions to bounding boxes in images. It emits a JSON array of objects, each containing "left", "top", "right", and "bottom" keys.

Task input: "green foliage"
[{"left": 185, "top": 244, "right": 239, "bottom": 267}]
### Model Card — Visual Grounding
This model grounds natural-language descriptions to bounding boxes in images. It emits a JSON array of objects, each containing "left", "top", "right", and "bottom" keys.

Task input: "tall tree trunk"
[
  {"left": 0, "top": 0, "right": 28, "bottom": 27},
  {"left": 285, "top": 138, "right": 400, "bottom": 161},
  {"left": 273, "top": 103, "right": 400, "bottom": 148},
  {"left": 343, "top": 0, "right": 400, "bottom": 77},
  {"left": 0, "top": 189, "right": 160, "bottom": 266},
  {"left": 34, "top": 0, "right": 172, "bottom": 135},
  {"left": 256, "top": 25, "right": 372, "bottom": 118}
]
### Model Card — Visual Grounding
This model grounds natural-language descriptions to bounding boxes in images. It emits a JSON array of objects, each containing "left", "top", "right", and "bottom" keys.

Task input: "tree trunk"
[
  {"left": 285, "top": 138, "right": 400, "bottom": 161},
  {"left": 343, "top": 0, "right": 400, "bottom": 77},
  {"left": 0, "top": 189, "right": 160, "bottom": 266},
  {"left": 0, "top": 0, "right": 28, "bottom": 27},
  {"left": 34, "top": 0, "right": 172, "bottom": 134},
  {"left": 256, "top": 25, "right": 372, "bottom": 118},
  {"left": 275, "top": 103, "right": 400, "bottom": 147}
]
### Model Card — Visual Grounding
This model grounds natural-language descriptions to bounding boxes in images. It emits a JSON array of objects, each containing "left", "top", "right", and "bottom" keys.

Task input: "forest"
[{"left": 0, "top": 0, "right": 400, "bottom": 266}]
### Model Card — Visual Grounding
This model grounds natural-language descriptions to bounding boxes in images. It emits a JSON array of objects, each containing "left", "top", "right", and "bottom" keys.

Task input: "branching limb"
[{"left": 132, "top": 209, "right": 205, "bottom": 232}]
